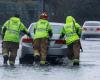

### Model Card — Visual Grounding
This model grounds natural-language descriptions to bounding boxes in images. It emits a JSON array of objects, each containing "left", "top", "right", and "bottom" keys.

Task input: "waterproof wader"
[
  {"left": 33, "top": 38, "right": 48, "bottom": 64},
  {"left": 67, "top": 40, "right": 80, "bottom": 65},
  {"left": 2, "top": 41, "right": 19, "bottom": 66}
]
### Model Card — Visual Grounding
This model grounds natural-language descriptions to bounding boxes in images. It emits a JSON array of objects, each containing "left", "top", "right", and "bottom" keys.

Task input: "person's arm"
[
  {"left": 22, "top": 30, "right": 30, "bottom": 37},
  {"left": 1, "top": 20, "right": 9, "bottom": 39},
  {"left": 48, "top": 30, "right": 52, "bottom": 38},
  {"left": 75, "top": 23, "right": 82, "bottom": 38},
  {"left": 20, "top": 22, "right": 31, "bottom": 37},
  {"left": 47, "top": 23, "right": 53, "bottom": 38},
  {"left": 1, "top": 27, "right": 6, "bottom": 39},
  {"left": 33, "top": 23, "right": 37, "bottom": 34},
  {"left": 59, "top": 27, "right": 65, "bottom": 39}
]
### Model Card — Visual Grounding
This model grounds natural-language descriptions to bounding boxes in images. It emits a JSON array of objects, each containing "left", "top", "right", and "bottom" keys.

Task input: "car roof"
[
  {"left": 49, "top": 22, "right": 65, "bottom": 25},
  {"left": 84, "top": 21, "right": 100, "bottom": 23},
  {"left": 83, "top": 21, "right": 100, "bottom": 26}
]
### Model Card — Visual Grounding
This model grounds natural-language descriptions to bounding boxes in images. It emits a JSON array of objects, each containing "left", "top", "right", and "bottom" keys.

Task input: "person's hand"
[
  {"left": 27, "top": 33, "right": 32, "bottom": 38},
  {"left": 80, "top": 48, "right": 83, "bottom": 52},
  {"left": 59, "top": 35, "right": 63, "bottom": 39}
]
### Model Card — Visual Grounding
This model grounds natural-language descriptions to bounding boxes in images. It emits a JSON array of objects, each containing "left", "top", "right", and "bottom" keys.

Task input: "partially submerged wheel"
[
  {"left": 19, "top": 54, "right": 34, "bottom": 64},
  {"left": 46, "top": 56, "right": 64, "bottom": 65}
]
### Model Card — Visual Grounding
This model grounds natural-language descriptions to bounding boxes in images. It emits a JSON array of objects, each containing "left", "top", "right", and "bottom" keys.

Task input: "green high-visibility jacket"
[
  {"left": 60, "top": 16, "right": 81, "bottom": 45},
  {"left": 33, "top": 19, "right": 52, "bottom": 39},
  {"left": 1, "top": 17, "right": 28, "bottom": 42}
]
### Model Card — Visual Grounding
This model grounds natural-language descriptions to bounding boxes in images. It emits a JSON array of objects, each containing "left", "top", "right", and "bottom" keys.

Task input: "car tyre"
[
  {"left": 46, "top": 56, "right": 63, "bottom": 65},
  {"left": 19, "top": 54, "right": 34, "bottom": 64}
]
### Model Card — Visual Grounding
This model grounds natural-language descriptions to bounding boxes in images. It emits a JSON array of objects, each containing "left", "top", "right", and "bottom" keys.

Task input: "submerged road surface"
[{"left": 0, "top": 38, "right": 100, "bottom": 80}]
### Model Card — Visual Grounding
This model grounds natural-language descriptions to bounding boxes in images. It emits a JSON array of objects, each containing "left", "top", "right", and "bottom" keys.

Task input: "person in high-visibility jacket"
[
  {"left": 32, "top": 12, "right": 53, "bottom": 65},
  {"left": 1, "top": 14, "right": 30, "bottom": 66},
  {"left": 60, "top": 16, "right": 82, "bottom": 65}
]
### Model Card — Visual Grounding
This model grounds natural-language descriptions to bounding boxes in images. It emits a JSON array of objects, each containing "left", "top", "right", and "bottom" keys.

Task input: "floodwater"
[{"left": 0, "top": 38, "right": 100, "bottom": 80}]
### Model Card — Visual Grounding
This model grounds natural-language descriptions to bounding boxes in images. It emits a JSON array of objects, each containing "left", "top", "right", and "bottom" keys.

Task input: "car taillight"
[
  {"left": 83, "top": 27, "right": 87, "bottom": 31},
  {"left": 55, "top": 40, "right": 66, "bottom": 44},
  {"left": 22, "top": 38, "right": 33, "bottom": 43},
  {"left": 96, "top": 28, "right": 100, "bottom": 31}
]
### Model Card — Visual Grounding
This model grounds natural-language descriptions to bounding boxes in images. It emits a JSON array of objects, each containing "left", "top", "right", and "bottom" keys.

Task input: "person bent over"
[
  {"left": 1, "top": 14, "right": 30, "bottom": 66},
  {"left": 60, "top": 16, "right": 82, "bottom": 65}
]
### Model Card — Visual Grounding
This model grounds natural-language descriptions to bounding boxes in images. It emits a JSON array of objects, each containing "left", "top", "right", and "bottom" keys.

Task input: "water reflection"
[
  {"left": 0, "top": 62, "right": 99, "bottom": 80},
  {"left": 0, "top": 38, "right": 100, "bottom": 80}
]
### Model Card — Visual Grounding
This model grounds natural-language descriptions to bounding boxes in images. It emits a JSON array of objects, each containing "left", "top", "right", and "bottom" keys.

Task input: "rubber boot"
[
  {"left": 73, "top": 59, "right": 80, "bottom": 66},
  {"left": 40, "top": 60, "right": 46, "bottom": 66},
  {"left": 3, "top": 55, "right": 9, "bottom": 66},
  {"left": 9, "top": 57, "right": 15, "bottom": 67},
  {"left": 34, "top": 55, "right": 40, "bottom": 64},
  {"left": 9, "top": 61, "right": 15, "bottom": 67}
]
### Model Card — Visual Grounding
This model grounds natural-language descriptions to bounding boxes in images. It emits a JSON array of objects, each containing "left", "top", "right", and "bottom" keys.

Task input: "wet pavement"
[{"left": 0, "top": 38, "right": 100, "bottom": 80}]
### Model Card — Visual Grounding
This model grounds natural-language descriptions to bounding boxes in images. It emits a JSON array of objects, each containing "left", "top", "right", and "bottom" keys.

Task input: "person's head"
[
  {"left": 10, "top": 14, "right": 20, "bottom": 22},
  {"left": 14, "top": 14, "right": 20, "bottom": 18},
  {"left": 66, "top": 16, "right": 76, "bottom": 23},
  {"left": 39, "top": 12, "right": 48, "bottom": 20}
]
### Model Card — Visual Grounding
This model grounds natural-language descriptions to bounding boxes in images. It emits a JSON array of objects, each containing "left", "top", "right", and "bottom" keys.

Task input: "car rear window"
[
  {"left": 29, "top": 23, "right": 35, "bottom": 34},
  {"left": 52, "top": 25, "right": 64, "bottom": 34},
  {"left": 84, "top": 22, "right": 100, "bottom": 26}
]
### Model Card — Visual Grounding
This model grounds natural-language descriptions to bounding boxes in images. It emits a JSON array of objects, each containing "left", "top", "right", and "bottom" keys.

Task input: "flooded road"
[{"left": 0, "top": 38, "right": 100, "bottom": 80}]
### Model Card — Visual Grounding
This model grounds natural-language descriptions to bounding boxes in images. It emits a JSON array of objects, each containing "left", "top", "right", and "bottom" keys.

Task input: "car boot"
[
  {"left": 73, "top": 59, "right": 80, "bottom": 66},
  {"left": 3, "top": 55, "right": 9, "bottom": 66}
]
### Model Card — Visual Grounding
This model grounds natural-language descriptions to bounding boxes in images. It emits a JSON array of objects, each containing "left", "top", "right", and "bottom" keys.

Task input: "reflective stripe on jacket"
[{"left": 33, "top": 19, "right": 52, "bottom": 39}]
